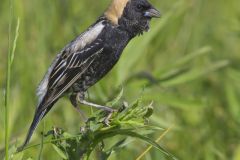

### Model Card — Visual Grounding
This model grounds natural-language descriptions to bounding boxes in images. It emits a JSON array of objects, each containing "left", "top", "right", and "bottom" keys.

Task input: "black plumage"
[{"left": 19, "top": 0, "right": 160, "bottom": 150}]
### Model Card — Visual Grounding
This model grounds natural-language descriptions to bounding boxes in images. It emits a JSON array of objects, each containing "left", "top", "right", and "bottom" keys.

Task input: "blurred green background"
[{"left": 1, "top": 0, "right": 240, "bottom": 159}]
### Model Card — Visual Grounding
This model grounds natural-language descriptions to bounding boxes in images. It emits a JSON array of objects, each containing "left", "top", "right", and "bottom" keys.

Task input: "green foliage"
[
  {"left": 47, "top": 96, "right": 174, "bottom": 160},
  {"left": 4, "top": 9, "right": 20, "bottom": 159},
  {"left": 1, "top": 0, "right": 240, "bottom": 159},
  {"left": 11, "top": 94, "right": 175, "bottom": 160}
]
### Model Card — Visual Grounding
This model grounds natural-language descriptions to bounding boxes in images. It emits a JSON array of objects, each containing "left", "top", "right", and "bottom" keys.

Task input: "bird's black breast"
[{"left": 71, "top": 24, "right": 131, "bottom": 92}]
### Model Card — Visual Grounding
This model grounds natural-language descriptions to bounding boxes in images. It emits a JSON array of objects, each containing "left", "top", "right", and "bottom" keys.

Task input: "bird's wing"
[
  {"left": 37, "top": 21, "right": 106, "bottom": 112},
  {"left": 41, "top": 41, "right": 103, "bottom": 111}
]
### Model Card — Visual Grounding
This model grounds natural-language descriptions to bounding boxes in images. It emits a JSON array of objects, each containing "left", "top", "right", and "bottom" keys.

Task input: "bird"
[{"left": 19, "top": 0, "right": 160, "bottom": 151}]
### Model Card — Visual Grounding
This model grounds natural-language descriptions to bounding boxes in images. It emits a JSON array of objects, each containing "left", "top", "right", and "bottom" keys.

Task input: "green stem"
[
  {"left": 5, "top": 0, "right": 13, "bottom": 159},
  {"left": 38, "top": 120, "right": 45, "bottom": 160},
  {"left": 18, "top": 134, "right": 82, "bottom": 152}
]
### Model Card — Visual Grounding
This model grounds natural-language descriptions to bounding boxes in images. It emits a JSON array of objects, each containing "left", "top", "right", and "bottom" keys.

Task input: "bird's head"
[{"left": 105, "top": 0, "right": 160, "bottom": 37}]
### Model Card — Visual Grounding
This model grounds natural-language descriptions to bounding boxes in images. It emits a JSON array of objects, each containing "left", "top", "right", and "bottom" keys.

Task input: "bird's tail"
[{"left": 17, "top": 108, "right": 48, "bottom": 152}]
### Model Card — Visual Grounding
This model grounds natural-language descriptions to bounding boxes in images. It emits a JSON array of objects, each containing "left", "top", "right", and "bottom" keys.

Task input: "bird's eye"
[{"left": 137, "top": 4, "right": 144, "bottom": 10}]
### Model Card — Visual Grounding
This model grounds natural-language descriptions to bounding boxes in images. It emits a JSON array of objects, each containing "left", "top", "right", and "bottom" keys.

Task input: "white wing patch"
[
  {"left": 36, "top": 21, "right": 105, "bottom": 106},
  {"left": 71, "top": 22, "right": 105, "bottom": 52}
]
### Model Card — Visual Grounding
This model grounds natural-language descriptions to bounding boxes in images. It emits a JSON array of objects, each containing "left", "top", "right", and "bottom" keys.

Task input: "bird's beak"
[{"left": 144, "top": 7, "right": 161, "bottom": 18}]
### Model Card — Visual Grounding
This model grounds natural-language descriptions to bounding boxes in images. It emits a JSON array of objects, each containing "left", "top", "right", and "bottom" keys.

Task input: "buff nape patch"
[{"left": 104, "top": 0, "right": 130, "bottom": 25}]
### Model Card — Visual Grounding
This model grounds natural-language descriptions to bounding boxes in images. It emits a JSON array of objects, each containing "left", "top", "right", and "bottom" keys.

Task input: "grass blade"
[
  {"left": 5, "top": 16, "right": 20, "bottom": 160},
  {"left": 135, "top": 125, "right": 174, "bottom": 160},
  {"left": 118, "top": 130, "right": 177, "bottom": 160},
  {"left": 160, "top": 60, "right": 230, "bottom": 87},
  {"left": 10, "top": 18, "right": 20, "bottom": 65}
]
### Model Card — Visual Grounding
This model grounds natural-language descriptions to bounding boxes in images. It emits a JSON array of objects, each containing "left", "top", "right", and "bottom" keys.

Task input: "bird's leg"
[
  {"left": 70, "top": 93, "right": 87, "bottom": 121},
  {"left": 76, "top": 92, "right": 116, "bottom": 125}
]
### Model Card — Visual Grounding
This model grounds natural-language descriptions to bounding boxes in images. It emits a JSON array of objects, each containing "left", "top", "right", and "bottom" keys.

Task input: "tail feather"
[{"left": 17, "top": 108, "right": 47, "bottom": 152}]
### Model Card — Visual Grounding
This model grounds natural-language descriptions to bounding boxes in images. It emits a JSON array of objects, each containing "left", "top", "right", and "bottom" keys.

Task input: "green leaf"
[
  {"left": 106, "top": 88, "right": 124, "bottom": 107},
  {"left": 104, "top": 139, "right": 126, "bottom": 159},
  {"left": 160, "top": 60, "right": 230, "bottom": 87},
  {"left": 52, "top": 144, "right": 68, "bottom": 160},
  {"left": 117, "top": 130, "right": 178, "bottom": 160},
  {"left": 233, "top": 145, "right": 240, "bottom": 160},
  {"left": 11, "top": 152, "right": 23, "bottom": 160},
  {"left": 225, "top": 82, "right": 240, "bottom": 123},
  {"left": 143, "top": 101, "right": 154, "bottom": 118},
  {"left": 4, "top": 145, "right": 19, "bottom": 160},
  {"left": 156, "top": 46, "right": 212, "bottom": 77},
  {"left": 143, "top": 92, "right": 205, "bottom": 109},
  {"left": 21, "top": 95, "right": 170, "bottom": 160}
]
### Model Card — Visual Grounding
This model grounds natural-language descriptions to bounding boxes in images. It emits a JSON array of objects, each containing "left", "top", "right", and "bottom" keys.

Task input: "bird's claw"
[
  {"left": 103, "top": 109, "right": 117, "bottom": 126},
  {"left": 103, "top": 118, "right": 111, "bottom": 126}
]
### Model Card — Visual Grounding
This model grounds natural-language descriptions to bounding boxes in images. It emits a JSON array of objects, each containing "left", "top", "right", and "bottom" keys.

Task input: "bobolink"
[{"left": 20, "top": 0, "right": 160, "bottom": 150}]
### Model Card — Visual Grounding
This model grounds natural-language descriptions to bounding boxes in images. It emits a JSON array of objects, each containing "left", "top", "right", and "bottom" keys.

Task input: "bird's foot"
[{"left": 103, "top": 108, "right": 117, "bottom": 126}]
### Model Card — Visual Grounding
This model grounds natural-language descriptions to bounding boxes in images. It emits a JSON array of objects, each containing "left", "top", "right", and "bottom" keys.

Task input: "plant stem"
[
  {"left": 38, "top": 120, "right": 45, "bottom": 160},
  {"left": 5, "top": 0, "right": 13, "bottom": 159}
]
